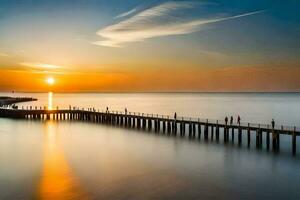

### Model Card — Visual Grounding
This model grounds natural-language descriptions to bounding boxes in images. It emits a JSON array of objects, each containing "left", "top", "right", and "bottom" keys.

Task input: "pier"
[{"left": 0, "top": 106, "right": 299, "bottom": 156}]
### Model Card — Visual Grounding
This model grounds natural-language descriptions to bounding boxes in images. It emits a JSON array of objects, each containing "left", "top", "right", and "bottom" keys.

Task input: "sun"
[{"left": 46, "top": 77, "right": 55, "bottom": 85}]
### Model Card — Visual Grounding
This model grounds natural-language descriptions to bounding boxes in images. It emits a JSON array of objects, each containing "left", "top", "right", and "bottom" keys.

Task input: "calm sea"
[{"left": 0, "top": 93, "right": 300, "bottom": 200}]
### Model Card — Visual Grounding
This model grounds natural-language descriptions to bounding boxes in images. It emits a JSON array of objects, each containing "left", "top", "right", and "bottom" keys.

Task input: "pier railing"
[{"left": 2, "top": 105, "right": 298, "bottom": 132}]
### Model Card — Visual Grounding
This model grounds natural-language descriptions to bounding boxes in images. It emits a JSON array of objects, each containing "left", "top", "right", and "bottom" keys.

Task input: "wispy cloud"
[
  {"left": 94, "top": 1, "right": 263, "bottom": 47},
  {"left": 115, "top": 8, "right": 137, "bottom": 19},
  {"left": 20, "top": 62, "right": 62, "bottom": 70},
  {"left": 16, "top": 62, "right": 67, "bottom": 74},
  {"left": 4, "top": 68, "right": 67, "bottom": 75}
]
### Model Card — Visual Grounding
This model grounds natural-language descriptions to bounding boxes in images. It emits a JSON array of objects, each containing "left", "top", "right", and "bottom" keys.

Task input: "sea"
[{"left": 0, "top": 92, "right": 300, "bottom": 200}]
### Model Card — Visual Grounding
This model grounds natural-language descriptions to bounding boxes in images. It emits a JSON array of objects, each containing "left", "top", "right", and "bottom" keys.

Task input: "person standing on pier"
[
  {"left": 237, "top": 115, "right": 241, "bottom": 125},
  {"left": 225, "top": 116, "right": 228, "bottom": 125},
  {"left": 230, "top": 116, "right": 233, "bottom": 125},
  {"left": 271, "top": 119, "right": 275, "bottom": 129},
  {"left": 106, "top": 107, "right": 109, "bottom": 114},
  {"left": 125, "top": 108, "right": 127, "bottom": 115},
  {"left": 174, "top": 112, "right": 177, "bottom": 120}
]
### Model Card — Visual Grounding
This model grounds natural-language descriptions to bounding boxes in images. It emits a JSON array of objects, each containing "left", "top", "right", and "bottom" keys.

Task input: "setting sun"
[{"left": 46, "top": 77, "right": 55, "bottom": 85}]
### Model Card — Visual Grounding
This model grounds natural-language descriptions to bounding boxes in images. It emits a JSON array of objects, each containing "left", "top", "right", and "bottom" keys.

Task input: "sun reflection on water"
[
  {"left": 48, "top": 92, "right": 53, "bottom": 110},
  {"left": 37, "top": 121, "right": 88, "bottom": 200}
]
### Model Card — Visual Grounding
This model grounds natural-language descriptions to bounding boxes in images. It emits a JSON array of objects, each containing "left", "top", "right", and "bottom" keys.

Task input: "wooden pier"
[{"left": 0, "top": 107, "right": 299, "bottom": 156}]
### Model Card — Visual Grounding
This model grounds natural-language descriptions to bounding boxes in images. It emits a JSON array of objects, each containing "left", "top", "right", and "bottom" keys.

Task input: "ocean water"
[{"left": 0, "top": 93, "right": 300, "bottom": 200}]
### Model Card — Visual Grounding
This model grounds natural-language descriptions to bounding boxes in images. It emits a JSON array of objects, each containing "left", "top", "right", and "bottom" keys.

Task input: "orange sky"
[{"left": 1, "top": 66, "right": 300, "bottom": 92}]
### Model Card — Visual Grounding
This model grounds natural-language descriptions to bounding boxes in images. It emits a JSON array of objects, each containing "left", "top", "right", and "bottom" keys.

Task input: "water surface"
[{"left": 1, "top": 93, "right": 300, "bottom": 200}]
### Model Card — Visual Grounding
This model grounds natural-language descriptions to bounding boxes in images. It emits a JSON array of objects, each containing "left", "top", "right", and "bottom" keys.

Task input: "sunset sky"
[{"left": 0, "top": 0, "right": 299, "bottom": 92}]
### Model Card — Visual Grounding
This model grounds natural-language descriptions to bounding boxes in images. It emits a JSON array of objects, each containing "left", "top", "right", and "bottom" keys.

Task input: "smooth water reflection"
[
  {"left": 1, "top": 93, "right": 300, "bottom": 199},
  {"left": 0, "top": 119, "right": 300, "bottom": 199},
  {"left": 37, "top": 121, "right": 88, "bottom": 200},
  {"left": 47, "top": 92, "right": 53, "bottom": 110}
]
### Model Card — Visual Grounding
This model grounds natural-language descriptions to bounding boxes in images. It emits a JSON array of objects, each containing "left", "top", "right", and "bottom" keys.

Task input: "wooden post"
[
  {"left": 148, "top": 119, "right": 152, "bottom": 131},
  {"left": 259, "top": 128, "right": 263, "bottom": 148},
  {"left": 189, "top": 121, "right": 192, "bottom": 138},
  {"left": 292, "top": 126, "right": 296, "bottom": 156},
  {"left": 256, "top": 129, "right": 259, "bottom": 148},
  {"left": 278, "top": 126, "right": 282, "bottom": 151},
  {"left": 247, "top": 123, "right": 250, "bottom": 147},
  {"left": 173, "top": 121, "right": 177, "bottom": 135},
  {"left": 157, "top": 119, "right": 161, "bottom": 133},
  {"left": 182, "top": 121, "right": 186, "bottom": 136},
  {"left": 167, "top": 121, "right": 171, "bottom": 134},
  {"left": 238, "top": 126, "right": 242, "bottom": 146},
  {"left": 272, "top": 129, "right": 277, "bottom": 152},
  {"left": 216, "top": 120, "right": 219, "bottom": 142},
  {"left": 211, "top": 125, "right": 214, "bottom": 141},
  {"left": 137, "top": 117, "right": 141, "bottom": 129},
  {"left": 204, "top": 120, "right": 208, "bottom": 141},
  {"left": 133, "top": 117, "right": 136, "bottom": 128},
  {"left": 231, "top": 127, "right": 234, "bottom": 142},
  {"left": 143, "top": 118, "right": 146, "bottom": 130},
  {"left": 266, "top": 125, "right": 270, "bottom": 150},
  {"left": 163, "top": 120, "right": 166, "bottom": 133},
  {"left": 179, "top": 121, "right": 182, "bottom": 136},
  {"left": 224, "top": 125, "right": 227, "bottom": 143},
  {"left": 198, "top": 121, "right": 201, "bottom": 140},
  {"left": 139, "top": 117, "right": 142, "bottom": 129},
  {"left": 125, "top": 116, "right": 128, "bottom": 127},
  {"left": 277, "top": 132, "right": 280, "bottom": 151},
  {"left": 121, "top": 116, "right": 124, "bottom": 126},
  {"left": 127, "top": 116, "right": 130, "bottom": 127},
  {"left": 192, "top": 123, "right": 196, "bottom": 138}
]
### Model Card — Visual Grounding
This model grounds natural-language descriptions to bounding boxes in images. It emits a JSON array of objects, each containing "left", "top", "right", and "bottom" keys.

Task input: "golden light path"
[
  {"left": 48, "top": 92, "right": 53, "bottom": 110},
  {"left": 37, "top": 121, "right": 88, "bottom": 200}
]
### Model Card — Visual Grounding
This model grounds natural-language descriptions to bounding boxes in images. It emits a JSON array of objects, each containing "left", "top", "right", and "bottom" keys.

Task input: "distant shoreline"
[{"left": 0, "top": 96, "right": 37, "bottom": 106}]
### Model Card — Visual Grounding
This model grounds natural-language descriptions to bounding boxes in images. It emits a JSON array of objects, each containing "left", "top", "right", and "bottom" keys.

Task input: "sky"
[{"left": 0, "top": 0, "right": 299, "bottom": 92}]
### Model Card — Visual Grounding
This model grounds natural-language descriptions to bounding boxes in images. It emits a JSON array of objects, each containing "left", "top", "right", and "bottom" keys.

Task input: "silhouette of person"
[
  {"left": 237, "top": 115, "right": 241, "bottom": 125},
  {"left": 225, "top": 116, "right": 228, "bottom": 125},
  {"left": 271, "top": 119, "right": 275, "bottom": 129},
  {"left": 230, "top": 116, "right": 233, "bottom": 125},
  {"left": 125, "top": 108, "right": 127, "bottom": 115},
  {"left": 174, "top": 112, "right": 177, "bottom": 120},
  {"left": 106, "top": 107, "right": 109, "bottom": 113}
]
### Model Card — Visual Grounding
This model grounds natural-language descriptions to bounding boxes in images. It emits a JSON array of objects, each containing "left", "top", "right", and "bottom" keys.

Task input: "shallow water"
[{"left": 0, "top": 93, "right": 300, "bottom": 200}]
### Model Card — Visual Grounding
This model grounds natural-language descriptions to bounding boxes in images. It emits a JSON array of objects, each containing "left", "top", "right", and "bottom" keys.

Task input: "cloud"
[
  {"left": 4, "top": 68, "right": 67, "bottom": 75},
  {"left": 115, "top": 8, "right": 137, "bottom": 19},
  {"left": 20, "top": 62, "right": 62, "bottom": 69},
  {"left": 94, "top": 1, "right": 264, "bottom": 47},
  {"left": 18, "top": 62, "right": 66, "bottom": 74}
]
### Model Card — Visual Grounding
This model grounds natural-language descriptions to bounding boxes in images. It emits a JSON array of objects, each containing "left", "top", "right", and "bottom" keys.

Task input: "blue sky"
[{"left": 0, "top": 0, "right": 299, "bottom": 91}]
